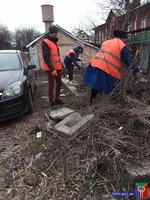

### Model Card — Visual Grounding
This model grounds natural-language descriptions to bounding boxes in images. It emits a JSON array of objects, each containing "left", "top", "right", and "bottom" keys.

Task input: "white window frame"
[
  {"left": 127, "top": 24, "right": 131, "bottom": 32},
  {"left": 141, "top": 16, "right": 146, "bottom": 28},
  {"left": 134, "top": 15, "right": 137, "bottom": 30}
]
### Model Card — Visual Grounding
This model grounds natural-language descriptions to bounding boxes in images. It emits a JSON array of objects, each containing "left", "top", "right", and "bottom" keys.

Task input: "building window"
[
  {"left": 141, "top": 16, "right": 146, "bottom": 28},
  {"left": 134, "top": 15, "right": 137, "bottom": 30},
  {"left": 102, "top": 33, "right": 104, "bottom": 41}
]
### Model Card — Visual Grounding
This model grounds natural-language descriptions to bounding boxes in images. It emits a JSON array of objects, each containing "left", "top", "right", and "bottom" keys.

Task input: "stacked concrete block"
[
  {"left": 54, "top": 112, "right": 94, "bottom": 137},
  {"left": 49, "top": 107, "right": 94, "bottom": 137},
  {"left": 49, "top": 107, "right": 74, "bottom": 120}
]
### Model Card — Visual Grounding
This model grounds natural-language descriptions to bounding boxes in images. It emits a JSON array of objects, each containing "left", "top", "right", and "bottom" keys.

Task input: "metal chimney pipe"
[{"left": 41, "top": 4, "right": 54, "bottom": 32}]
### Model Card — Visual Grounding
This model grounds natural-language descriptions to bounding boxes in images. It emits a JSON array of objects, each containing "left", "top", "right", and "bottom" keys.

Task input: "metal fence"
[{"left": 127, "top": 29, "right": 150, "bottom": 72}]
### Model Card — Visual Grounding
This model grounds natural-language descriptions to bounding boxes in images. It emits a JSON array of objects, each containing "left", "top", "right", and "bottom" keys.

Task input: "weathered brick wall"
[
  {"left": 58, "top": 32, "right": 98, "bottom": 66},
  {"left": 127, "top": 3, "right": 150, "bottom": 30},
  {"left": 147, "top": 11, "right": 150, "bottom": 27}
]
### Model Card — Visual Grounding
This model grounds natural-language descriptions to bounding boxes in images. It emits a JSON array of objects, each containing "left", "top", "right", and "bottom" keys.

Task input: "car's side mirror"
[{"left": 27, "top": 64, "right": 37, "bottom": 70}]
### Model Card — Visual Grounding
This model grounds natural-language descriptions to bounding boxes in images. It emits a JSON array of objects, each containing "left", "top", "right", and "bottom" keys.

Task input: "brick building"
[
  {"left": 93, "top": 1, "right": 150, "bottom": 45},
  {"left": 76, "top": 30, "right": 93, "bottom": 44},
  {"left": 93, "top": 1, "right": 150, "bottom": 71}
]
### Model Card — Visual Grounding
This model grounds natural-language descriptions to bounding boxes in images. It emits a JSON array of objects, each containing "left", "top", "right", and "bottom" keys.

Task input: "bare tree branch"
[
  {"left": 13, "top": 27, "right": 41, "bottom": 50},
  {"left": 0, "top": 24, "right": 13, "bottom": 49}
]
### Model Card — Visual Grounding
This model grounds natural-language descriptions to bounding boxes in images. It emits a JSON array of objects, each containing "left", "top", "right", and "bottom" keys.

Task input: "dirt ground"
[
  {"left": 0, "top": 70, "right": 90, "bottom": 200},
  {"left": 0, "top": 71, "right": 67, "bottom": 198},
  {"left": 0, "top": 70, "right": 150, "bottom": 200},
  {"left": 0, "top": 71, "right": 61, "bottom": 158}
]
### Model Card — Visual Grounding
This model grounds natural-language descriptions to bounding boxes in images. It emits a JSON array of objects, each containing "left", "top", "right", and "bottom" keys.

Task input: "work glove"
[{"left": 51, "top": 70, "right": 58, "bottom": 77}]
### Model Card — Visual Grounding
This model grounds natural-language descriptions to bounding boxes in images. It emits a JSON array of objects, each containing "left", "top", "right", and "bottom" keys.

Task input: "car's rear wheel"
[{"left": 27, "top": 89, "right": 34, "bottom": 114}]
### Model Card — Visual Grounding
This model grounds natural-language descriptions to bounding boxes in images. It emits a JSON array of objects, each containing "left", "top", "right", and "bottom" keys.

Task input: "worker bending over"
[
  {"left": 64, "top": 46, "right": 83, "bottom": 84},
  {"left": 83, "top": 30, "right": 139, "bottom": 103}
]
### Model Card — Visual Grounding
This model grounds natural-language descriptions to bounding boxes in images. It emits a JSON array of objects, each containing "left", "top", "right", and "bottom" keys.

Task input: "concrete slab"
[
  {"left": 62, "top": 78, "right": 79, "bottom": 96},
  {"left": 125, "top": 163, "right": 150, "bottom": 184},
  {"left": 49, "top": 107, "right": 74, "bottom": 120},
  {"left": 54, "top": 112, "right": 94, "bottom": 137},
  {"left": 64, "top": 113, "right": 82, "bottom": 127},
  {"left": 125, "top": 163, "right": 150, "bottom": 199}
]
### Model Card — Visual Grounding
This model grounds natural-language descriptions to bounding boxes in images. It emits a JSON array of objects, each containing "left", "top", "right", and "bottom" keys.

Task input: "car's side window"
[{"left": 21, "top": 53, "right": 29, "bottom": 68}]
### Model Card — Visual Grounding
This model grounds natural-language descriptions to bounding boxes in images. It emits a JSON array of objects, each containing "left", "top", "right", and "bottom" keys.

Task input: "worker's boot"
[{"left": 55, "top": 99, "right": 64, "bottom": 105}]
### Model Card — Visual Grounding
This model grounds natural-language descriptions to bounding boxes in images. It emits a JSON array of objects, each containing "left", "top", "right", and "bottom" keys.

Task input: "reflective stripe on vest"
[
  {"left": 42, "top": 39, "right": 62, "bottom": 71},
  {"left": 90, "top": 38, "right": 125, "bottom": 80},
  {"left": 94, "top": 50, "right": 122, "bottom": 71}
]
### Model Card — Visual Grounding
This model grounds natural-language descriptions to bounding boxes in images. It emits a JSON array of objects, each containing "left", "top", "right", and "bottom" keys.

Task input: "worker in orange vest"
[
  {"left": 83, "top": 30, "right": 139, "bottom": 103},
  {"left": 64, "top": 46, "right": 83, "bottom": 84},
  {"left": 41, "top": 25, "right": 64, "bottom": 106}
]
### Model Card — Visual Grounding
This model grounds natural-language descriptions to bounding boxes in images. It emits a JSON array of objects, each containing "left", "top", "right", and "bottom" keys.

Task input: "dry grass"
[{"left": 1, "top": 70, "right": 150, "bottom": 200}]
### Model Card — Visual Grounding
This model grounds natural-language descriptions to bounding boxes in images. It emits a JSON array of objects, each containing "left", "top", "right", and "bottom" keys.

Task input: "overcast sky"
[{"left": 0, "top": 0, "right": 102, "bottom": 33}]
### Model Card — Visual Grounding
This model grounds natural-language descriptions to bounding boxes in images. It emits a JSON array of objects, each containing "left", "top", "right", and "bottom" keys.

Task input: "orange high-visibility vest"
[
  {"left": 90, "top": 38, "right": 126, "bottom": 80},
  {"left": 66, "top": 49, "right": 78, "bottom": 59},
  {"left": 42, "top": 39, "right": 62, "bottom": 71}
]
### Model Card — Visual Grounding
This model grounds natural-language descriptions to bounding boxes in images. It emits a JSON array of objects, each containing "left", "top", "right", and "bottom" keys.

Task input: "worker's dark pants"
[
  {"left": 47, "top": 71, "right": 62, "bottom": 102},
  {"left": 91, "top": 88, "right": 98, "bottom": 99},
  {"left": 65, "top": 64, "right": 74, "bottom": 81}
]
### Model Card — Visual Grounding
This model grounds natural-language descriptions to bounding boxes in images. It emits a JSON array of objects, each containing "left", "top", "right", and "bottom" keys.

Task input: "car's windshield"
[{"left": 0, "top": 53, "right": 21, "bottom": 71}]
